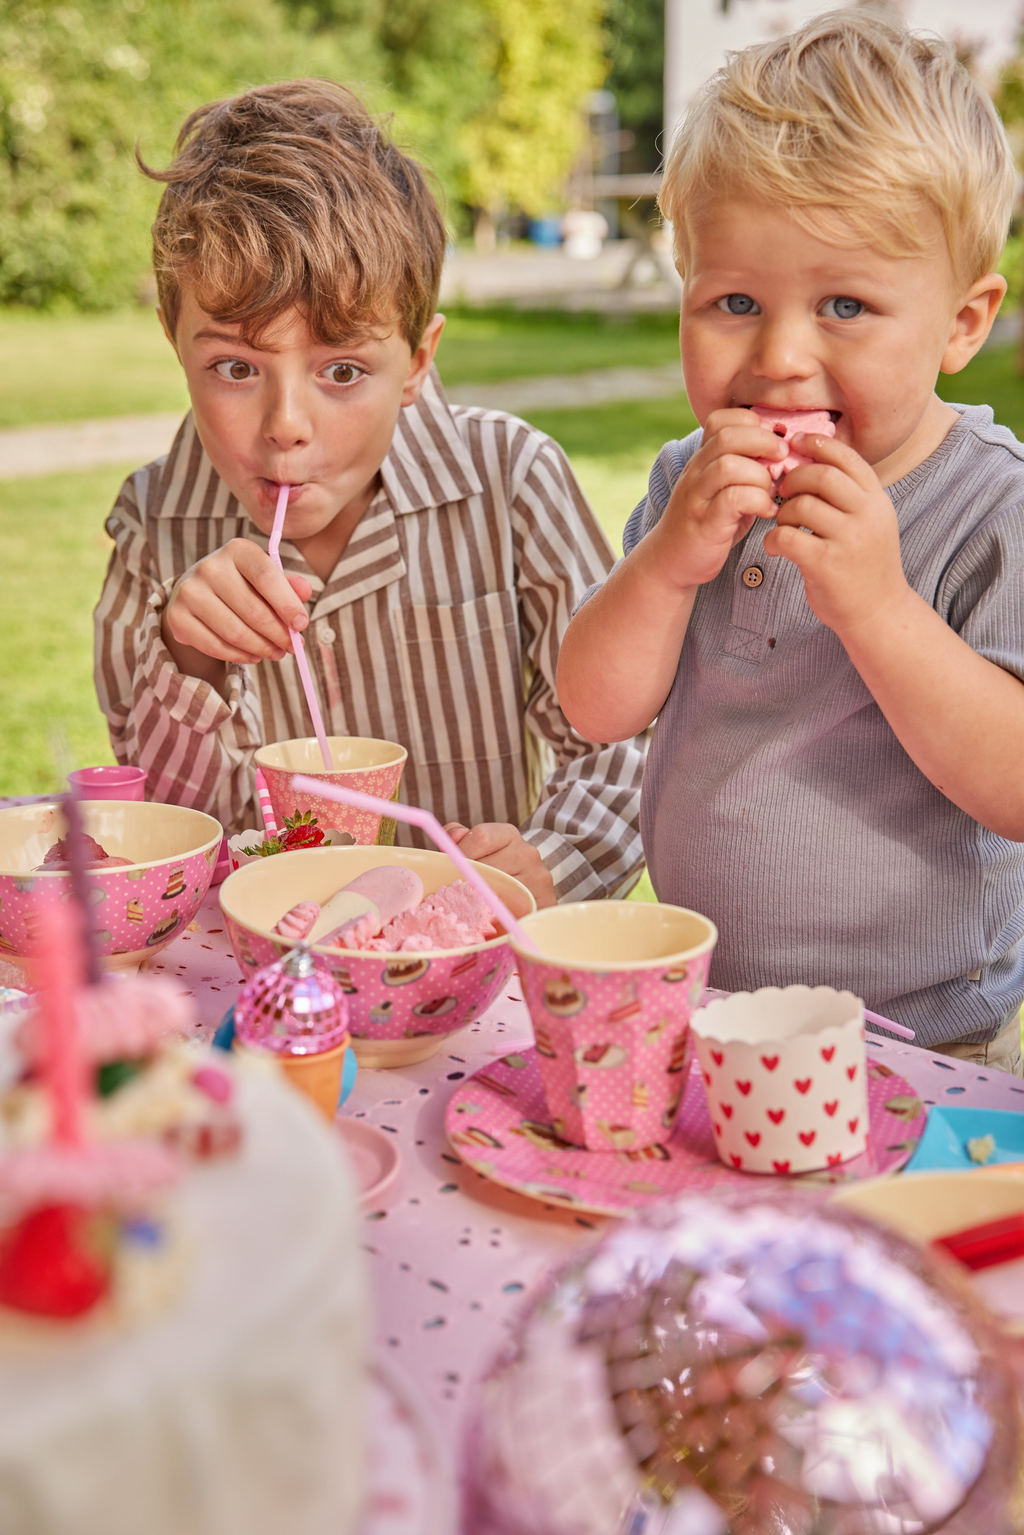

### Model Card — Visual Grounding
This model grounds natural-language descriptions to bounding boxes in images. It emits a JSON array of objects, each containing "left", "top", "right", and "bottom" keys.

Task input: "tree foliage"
[
  {"left": 0, "top": 0, "right": 609, "bottom": 310},
  {"left": 604, "top": 0, "right": 663, "bottom": 173},
  {"left": 457, "top": 0, "right": 607, "bottom": 218}
]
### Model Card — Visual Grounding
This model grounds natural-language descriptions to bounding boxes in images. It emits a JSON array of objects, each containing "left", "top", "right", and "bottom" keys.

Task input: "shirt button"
[
  {"left": 316, "top": 620, "right": 336, "bottom": 645},
  {"left": 741, "top": 566, "right": 764, "bottom": 589}
]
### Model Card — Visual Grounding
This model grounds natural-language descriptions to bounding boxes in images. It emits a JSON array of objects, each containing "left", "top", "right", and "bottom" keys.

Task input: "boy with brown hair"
[
  {"left": 94, "top": 80, "right": 646, "bottom": 908},
  {"left": 558, "top": 10, "right": 1024, "bottom": 1065}
]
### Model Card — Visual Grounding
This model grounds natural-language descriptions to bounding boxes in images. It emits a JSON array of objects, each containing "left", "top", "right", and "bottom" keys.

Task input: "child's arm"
[
  {"left": 773, "top": 432, "right": 1024, "bottom": 839},
  {"left": 557, "top": 410, "right": 785, "bottom": 742},
  {"left": 95, "top": 473, "right": 270, "bottom": 832}
]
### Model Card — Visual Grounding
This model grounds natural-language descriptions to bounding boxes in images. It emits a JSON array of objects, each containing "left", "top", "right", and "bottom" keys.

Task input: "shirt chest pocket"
[{"left": 392, "top": 591, "right": 523, "bottom": 765}]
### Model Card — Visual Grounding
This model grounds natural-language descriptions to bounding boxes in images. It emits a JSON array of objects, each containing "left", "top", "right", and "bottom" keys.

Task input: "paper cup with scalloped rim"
[{"left": 690, "top": 986, "right": 868, "bottom": 1175}]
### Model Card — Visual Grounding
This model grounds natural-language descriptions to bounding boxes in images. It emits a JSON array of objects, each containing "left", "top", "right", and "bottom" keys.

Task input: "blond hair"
[
  {"left": 660, "top": 8, "right": 1014, "bottom": 290},
  {"left": 141, "top": 80, "right": 446, "bottom": 348}
]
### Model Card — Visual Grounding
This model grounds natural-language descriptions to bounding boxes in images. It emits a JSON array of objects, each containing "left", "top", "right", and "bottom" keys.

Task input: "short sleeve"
[{"left": 939, "top": 503, "right": 1024, "bottom": 683}]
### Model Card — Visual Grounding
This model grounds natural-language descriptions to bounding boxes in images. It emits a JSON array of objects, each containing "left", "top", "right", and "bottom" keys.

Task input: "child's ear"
[
  {"left": 157, "top": 306, "right": 181, "bottom": 361},
  {"left": 401, "top": 313, "right": 446, "bottom": 406},
  {"left": 940, "top": 273, "right": 1007, "bottom": 375}
]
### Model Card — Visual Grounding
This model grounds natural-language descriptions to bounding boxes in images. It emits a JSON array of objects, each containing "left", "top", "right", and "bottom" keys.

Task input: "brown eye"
[
  {"left": 324, "top": 363, "right": 362, "bottom": 385},
  {"left": 214, "top": 359, "right": 255, "bottom": 381}
]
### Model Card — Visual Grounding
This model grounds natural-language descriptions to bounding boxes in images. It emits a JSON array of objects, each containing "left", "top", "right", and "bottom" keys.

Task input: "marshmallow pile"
[{"left": 273, "top": 865, "right": 498, "bottom": 953}]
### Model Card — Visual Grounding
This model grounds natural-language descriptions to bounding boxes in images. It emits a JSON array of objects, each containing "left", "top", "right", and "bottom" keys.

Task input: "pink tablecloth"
[
  {"left": 155, "top": 893, "right": 1024, "bottom": 1442},
  {"left": 9, "top": 875, "right": 1024, "bottom": 1530}
]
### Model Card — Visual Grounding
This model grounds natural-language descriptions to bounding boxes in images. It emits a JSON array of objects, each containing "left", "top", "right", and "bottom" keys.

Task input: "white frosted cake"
[{"left": 0, "top": 1040, "right": 365, "bottom": 1535}]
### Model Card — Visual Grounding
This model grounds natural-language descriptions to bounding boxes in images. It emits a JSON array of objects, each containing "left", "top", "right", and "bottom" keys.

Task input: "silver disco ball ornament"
[{"left": 466, "top": 1188, "right": 1020, "bottom": 1535}]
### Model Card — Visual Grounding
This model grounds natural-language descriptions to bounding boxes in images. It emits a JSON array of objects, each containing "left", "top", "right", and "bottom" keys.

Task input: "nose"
[
  {"left": 749, "top": 313, "right": 817, "bottom": 384},
  {"left": 262, "top": 377, "right": 313, "bottom": 454}
]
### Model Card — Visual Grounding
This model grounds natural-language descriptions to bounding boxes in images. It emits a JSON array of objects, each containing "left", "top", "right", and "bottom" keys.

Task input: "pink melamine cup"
[
  {"left": 67, "top": 766, "right": 147, "bottom": 802},
  {"left": 510, "top": 902, "right": 718, "bottom": 1152}
]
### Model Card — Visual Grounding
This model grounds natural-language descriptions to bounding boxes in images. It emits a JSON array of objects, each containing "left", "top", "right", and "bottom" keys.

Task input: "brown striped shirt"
[{"left": 94, "top": 371, "right": 647, "bottom": 900}]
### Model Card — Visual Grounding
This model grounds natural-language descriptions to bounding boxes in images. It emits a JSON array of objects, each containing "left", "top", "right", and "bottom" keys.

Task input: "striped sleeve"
[
  {"left": 93, "top": 468, "right": 264, "bottom": 834},
  {"left": 509, "top": 430, "right": 648, "bottom": 899}
]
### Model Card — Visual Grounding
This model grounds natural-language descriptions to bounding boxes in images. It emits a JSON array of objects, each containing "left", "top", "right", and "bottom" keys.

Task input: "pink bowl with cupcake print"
[
  {"left": 254, "top": 737, "right": 407, "bottom": 846},
  {"left": 219, "top": 845, "right": 535, "bottom": 1068},
  {"left": 510, "top": 902, "right": 718, "bottom": 1152},
  {"left": 690, "top": 985, "right": 868, "bottom": 1174},
  {"left": 0, "top": 801, "right": 222, "bottom": 972}
]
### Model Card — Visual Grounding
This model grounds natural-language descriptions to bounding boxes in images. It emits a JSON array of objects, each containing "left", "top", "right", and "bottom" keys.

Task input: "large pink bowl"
[
  {"left": 0, "top": 801, "right": 223, "bottom": 971},
  {"left": 219, "top": 846, "right": 536, "bottom": 1067}
]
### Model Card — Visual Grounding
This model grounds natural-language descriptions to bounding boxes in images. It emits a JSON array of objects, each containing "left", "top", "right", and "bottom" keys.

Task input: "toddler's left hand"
[
  {"left": 444, "top": 822, "right": 556, "bottom": 909},
  {"left": 767, "top": 434, "right": 909, "bottom": 639}
]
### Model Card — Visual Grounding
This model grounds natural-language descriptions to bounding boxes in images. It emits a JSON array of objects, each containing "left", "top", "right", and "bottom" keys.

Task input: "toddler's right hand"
[
  {"left": 652, "top": 408, "right": 785, "bottom": 590},
  {"left": 162, "top": 539, "right": 313, "bottom": 667}
]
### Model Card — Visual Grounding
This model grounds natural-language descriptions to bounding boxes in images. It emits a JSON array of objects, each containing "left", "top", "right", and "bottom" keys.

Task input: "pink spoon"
[{"left": 269, "top": 485, "right": 333, "bottom": 769}]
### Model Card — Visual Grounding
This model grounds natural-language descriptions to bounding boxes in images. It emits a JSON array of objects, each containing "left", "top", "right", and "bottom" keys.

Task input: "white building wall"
[{"left": 664, "top": 0, "right": 1023, "bottom": 147}]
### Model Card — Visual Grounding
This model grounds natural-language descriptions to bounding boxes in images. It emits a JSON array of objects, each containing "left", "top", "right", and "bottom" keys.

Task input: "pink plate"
[
  {"left": 445, "top": 1050, "right": 926, "bottom": 1218},
  {"left": 336, "top": 1117, "right": 401, "bottom": 1204}
]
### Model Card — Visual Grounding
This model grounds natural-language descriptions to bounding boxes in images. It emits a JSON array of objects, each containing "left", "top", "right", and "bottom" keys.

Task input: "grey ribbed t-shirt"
[{"left": 620, "top": 404, "right": 1024, "bottom": 1047}]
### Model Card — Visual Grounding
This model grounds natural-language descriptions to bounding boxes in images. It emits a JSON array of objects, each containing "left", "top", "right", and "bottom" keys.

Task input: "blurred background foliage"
[{"left": 0, "top": 0, "right": 614, "bottom": 310}]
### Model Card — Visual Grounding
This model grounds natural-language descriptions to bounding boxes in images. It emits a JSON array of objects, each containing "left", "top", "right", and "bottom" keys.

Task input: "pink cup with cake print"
[
  {"left": 510, "top": 903, "right": 718, "bottom": 1152},
  {"left": 690, "top": 986, "right": 868, "bottom": 1174},
  {"left": 254, "top": 737, "right": 408, "bottom": 846}
]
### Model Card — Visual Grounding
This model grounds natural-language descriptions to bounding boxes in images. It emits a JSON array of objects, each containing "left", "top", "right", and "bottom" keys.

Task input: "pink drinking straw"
[
  {"left": 864, "top": 1008, "right": 915, "bottom": 1042},
  {"left": 269, "top": 485, "right": 334, "bottom": 770},
  {"left": 254, "top": 769, "right": 278, "bottom": 836},
  {"left": 35, "top": 899, "right": 88, "bottom": 1148},
  {"left": 290, "top": 774, "right": 539, "bottom": 953}
]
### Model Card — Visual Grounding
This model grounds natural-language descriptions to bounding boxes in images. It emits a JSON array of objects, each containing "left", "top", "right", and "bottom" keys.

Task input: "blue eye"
[
  {"left": 717, "top": 294, "right": 759, "bottom": 315},
  {"left": 822, "top": 295, "right": 864, "bottom": 320}
]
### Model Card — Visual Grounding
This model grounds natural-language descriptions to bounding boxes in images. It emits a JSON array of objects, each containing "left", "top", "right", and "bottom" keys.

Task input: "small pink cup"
[
  {"left": 510, "top": 902, "right": 718, "bottom": 1151},
  {"left": 67, "top": 766, "right": 147, "bottom": 802}
]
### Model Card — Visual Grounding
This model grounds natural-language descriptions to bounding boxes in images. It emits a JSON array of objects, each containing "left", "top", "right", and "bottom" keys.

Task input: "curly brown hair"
[{"left": 141, "top": 79, "right": 446, "bottom": 349}]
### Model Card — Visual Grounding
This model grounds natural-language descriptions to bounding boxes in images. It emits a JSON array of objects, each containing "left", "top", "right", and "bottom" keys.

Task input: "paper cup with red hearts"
[
  {"left": 690, "top": 986, "right": 868, "bottom": 1175},
  {"left": 510, "top": 902, "right": 718, "bottom": 1152}
]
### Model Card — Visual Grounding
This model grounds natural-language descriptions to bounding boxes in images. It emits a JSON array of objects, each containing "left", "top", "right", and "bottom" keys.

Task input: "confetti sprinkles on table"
[{"left": 446, "top": 1048, "right": 926, "bottom": 1218}]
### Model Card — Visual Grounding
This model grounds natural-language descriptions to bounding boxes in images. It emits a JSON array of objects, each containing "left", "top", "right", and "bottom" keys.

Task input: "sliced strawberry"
[{"left": 0, "top": 1205, "right": 111, "bottom": 1319}]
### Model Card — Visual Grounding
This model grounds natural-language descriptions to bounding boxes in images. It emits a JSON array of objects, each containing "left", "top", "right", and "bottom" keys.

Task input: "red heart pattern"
[
  {"left": 847, "top": 1065, "right": 857, "bottom": 1080},
  {"left": 794, "top": 1078, "right": 811, "bottom": 1094},
  {"left": 711, "top": 1051, "right": 724, "bottom": 1067},
  {"left": 760, "top": 1055, "right": 779, "bottom": 1071},
  {"left": 773, "top": 1159, "right": 790, "bottom": 1173},
  {"left": 798, "top": 1130, "right": 816, "bottom": 1146},
  {"left": 720, "top": 1103, "right": 733, "bottom": 1119},
  {"left": 736, "top": 1080, "right": 752, "bottom": 1096},
  {"left": 824, "top": 1100, "right": 838, "bottom": 1116},
  {"left": 848, "top": 1118, "right": 859, "bottom": 1134},
  {"left": 827, "top": 1152, "right": 843, "bottom": 1166},
  {"left": 713, "top": 1122, "right": 722, "bottom": 1137},
  {"left": 767, "top": 1108, "right": 785, "bottom": 1124},
  {"left": 730, "top": 1153, "right": 743, "bottom": 1168},
  {"left": 702, "top": 1071, "right": 712, "bottom": 1086},
  {"left": 820, "top": 1045, "right": 835, "bottom": 1062},
  {"left": 745, "top": 1131, "right": 761, "bottom": 1147}
]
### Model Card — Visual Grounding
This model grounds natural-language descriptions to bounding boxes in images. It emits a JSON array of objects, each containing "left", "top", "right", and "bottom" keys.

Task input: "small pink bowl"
[
  {"left": 67, "top": 766, "right": 147, "bottom": 802},
  {"left": 0, "top": 800, "right": 222, "bottom": 971}
]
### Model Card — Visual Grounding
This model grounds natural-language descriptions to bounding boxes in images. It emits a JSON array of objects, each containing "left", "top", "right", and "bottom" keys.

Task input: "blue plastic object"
[
  {"left": 903, "top": 1104, "right": 1024, "bottom": 1173},
  {"left": 212, "top": 1005, "right": 357, "bottom": 1108}
]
